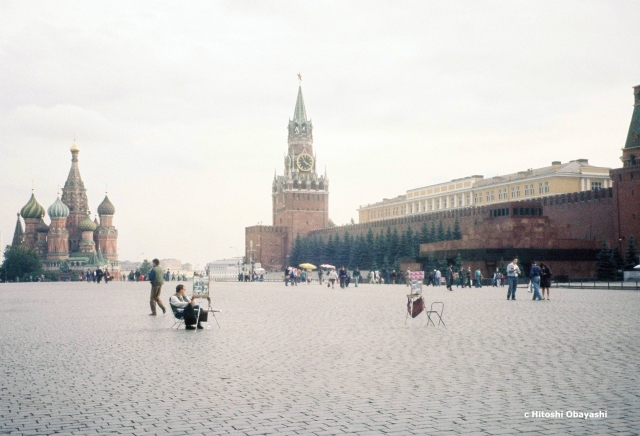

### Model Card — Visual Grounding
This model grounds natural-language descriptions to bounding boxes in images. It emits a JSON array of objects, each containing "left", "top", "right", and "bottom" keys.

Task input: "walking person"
[
  {"left": 435, "top": 269, "right": 441, "bottom": 287},
  {"left": 353, "top": 267, "right": 361, "bottom": 287},
  {"left": 465, "top": 267, "right": 473, "bottom": 288},
  {"left": 457, "top": 267, "right": 464, "bottom": 287},
  {"left": 446, "top": 264, "right": 454, "bottom": 291},
  {"left": 318, "top": 269, "right": 323, "bottom": 285},
  {"left": 530, "top": 261, "right": 543, "bottom": 300},
  {"left": 327, "top": 268, "right": 338, "bottom": 289},
  {"left": 493, "top": 269, "right": 500, "bottom": 287},
  {"left": 540, "top": 263, "right": 552, "bottom": 300},
  {"left": 96, "top": 267, "right": 104, "bottom": 284},
  {"left": 148, "top": 259, "right": 166, "bottom": 315},
  {"left": 339, "top": 267, "right": 347, "bottom": 288},
  {"left": 506, "top": 258, "right": 520, "bottom": 300},
  {"left": 474, "top": 268, "right": 482, "bottom": 288}
]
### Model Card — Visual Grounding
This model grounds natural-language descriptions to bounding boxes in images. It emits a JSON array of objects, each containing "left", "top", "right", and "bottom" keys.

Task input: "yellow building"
[{"left": 358, "top": 159, "right": 612, "bottom": 223}]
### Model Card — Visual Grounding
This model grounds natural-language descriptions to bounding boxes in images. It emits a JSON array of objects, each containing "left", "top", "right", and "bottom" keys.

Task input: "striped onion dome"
[
  {"left": 97, "top": 195, "right": 115, "bottom": 215},
  {"left": 20, "top": 193, "right": 45, "bottom": 219},
  {"left": 78, "top": 212, "right": 97, "bottom": 232},
  {"left": 36, "top": 220, "right": 49, "bottom": 233},
  {"left": 48, "top": 196, "right": 70, "bottom": 219}
]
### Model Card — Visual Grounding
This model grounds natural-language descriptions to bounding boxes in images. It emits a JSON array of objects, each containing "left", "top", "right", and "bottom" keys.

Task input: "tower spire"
[
  {"left": 293, "top": 84, "right": 307, "bottom": 122},
  {"left": 624, "top": 84, "right": 640, "bottom": 150},
  {"left": 12, "top": 213, "right": 24, "bottom": 246}
]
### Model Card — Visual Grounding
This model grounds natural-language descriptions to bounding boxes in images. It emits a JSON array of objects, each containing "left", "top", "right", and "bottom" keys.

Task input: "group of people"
[
  {"left": 127, "top": 269, "right": 187, "bottom": 282},
  {"left": 284, "top": 266, "right": 310, "bottom": 286},
  {"left": 506, "top": 258, "right": 552, "bottom": 301},
  {"left": 84, "top": 267, "right": 112, "bottom": 283},
  {"left": 316, "top": 266, "right": 362, "bottom": 289}
]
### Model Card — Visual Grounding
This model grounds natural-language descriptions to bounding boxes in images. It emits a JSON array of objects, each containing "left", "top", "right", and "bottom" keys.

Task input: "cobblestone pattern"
[{"left": 0, "top": 281, "right": 638, "bottom": 435}]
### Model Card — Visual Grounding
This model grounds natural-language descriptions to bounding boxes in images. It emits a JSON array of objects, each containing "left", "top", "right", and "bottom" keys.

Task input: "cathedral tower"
[
  {"left": 61, "top": 140, "right": 89, "bottom": 253},
  {"left": 46, "top": 196, "right": 70, "bottom": 261},
  {"left": 95, "top": 194, "right": 118, "bottom": 261},
  {"left": 19, "top": 192, "right": 45, "bottom": 250}
]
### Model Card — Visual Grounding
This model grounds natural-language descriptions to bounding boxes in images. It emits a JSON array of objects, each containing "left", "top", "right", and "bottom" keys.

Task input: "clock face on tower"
[{"left": 296, "top": 153, "right": 314, "bottom": 172}]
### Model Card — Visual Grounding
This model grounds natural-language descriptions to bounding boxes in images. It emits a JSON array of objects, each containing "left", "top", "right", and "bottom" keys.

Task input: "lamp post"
[{"left": 230, "top": 246, "right": 241, "bottom": 281}]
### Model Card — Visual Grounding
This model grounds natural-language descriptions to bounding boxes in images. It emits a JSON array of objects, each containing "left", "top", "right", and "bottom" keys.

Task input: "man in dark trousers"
[
  {"left": 446, "top": 264, "right": 454, "bottom": 291},
  {"left": 148, "top": 259, "right": 166, "bottom": 315},
  {"left": 169, "top": 285, "right": 208, "bottom": 329}
]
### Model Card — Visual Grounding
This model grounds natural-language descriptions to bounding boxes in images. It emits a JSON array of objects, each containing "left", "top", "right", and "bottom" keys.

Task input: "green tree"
[
  {"left": 624, "top": 235, "right": 639, "bottom": 270},
  {"left": 389, "top": 228, "right": 400, "bottom": 264},
  {"left": 59, "top": 260, "right": 71, "bottom": 273},
  {"left": 453, "top": 217, "right": 462, "bottom": 239},
  {"left": 364, "top": 229, "right": 375, "bottom": 268},
  {"left": 595, "top": 242, "right": 617, "bottom": 280},
  {"left": 374, "top": 231, "right": 386, "bottom": 268},
  {"left": 436, "top": 220, "right": 445, "bottom": 242},
  {"left": 454, "top": 253, "right": 464, "bottom": 270},
  {"left": 0, "top": 245, "right": 43, "bottom": 282},
  {"left": 445, "top": 226, "right": 452, "bottom": 241},
  {"left": 328, "top": 219, "right": 336, "bottom": 228},
  {"left": 325, "top": 234, "right": 336, "bottom": 265},
  {"left": 430, "top": 221, "right": 437, "bottom": 243},
  {"left": 139, "top": 259, "right": 152, "bottom": 276},
  {"left": 420, "top": 221, "right": 429, "bottom": 244}
]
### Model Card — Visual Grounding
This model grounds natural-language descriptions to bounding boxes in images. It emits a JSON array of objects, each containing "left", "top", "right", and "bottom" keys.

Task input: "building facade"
[
  {"left": 245, "top": 83, "right": 329, "bottom": 271},
  {"left": 11, "top": 141, "right": 119, "bottom": 278},
  {"left": 358, "top": 161, "right": 612, "bottom": 224}
]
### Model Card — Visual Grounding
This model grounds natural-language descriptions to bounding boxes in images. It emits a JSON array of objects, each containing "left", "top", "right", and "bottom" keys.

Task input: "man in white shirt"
[
  {"left": 169, "top": 285, "right": 208, "bottom": 330},
  {"left": 506, "top": 259, "right": 521, "bottom": 300}
]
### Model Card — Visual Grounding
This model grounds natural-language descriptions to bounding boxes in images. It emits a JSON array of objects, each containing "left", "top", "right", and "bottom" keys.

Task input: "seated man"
[{"left": 169, "top": 284, "right": 208, "bottom": 330}]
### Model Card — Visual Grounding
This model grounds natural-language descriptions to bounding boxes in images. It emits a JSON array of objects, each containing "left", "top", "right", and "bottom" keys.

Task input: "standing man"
[
  {"left": 446, "top": 264, "right": 454, "bottom": 291},
  {"left": 530, "top": 261, "right": 543, "bottom": 301},
  {"left": 353, "top": 267, "right": 361, "bottom": 287},
  {"left": 149, "top": 258, "right": 166, "bottom": 315},
  {"left": 435, "top": 269, "right": 442, "bottom": 287},
  {"left": 506, "top": 258, "right": 521, "bottom": 300}
]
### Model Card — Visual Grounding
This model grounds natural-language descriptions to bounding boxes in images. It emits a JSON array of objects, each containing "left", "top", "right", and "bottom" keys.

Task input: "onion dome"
[
  {"left": 70, "top": 139, "right": 79, "bottom": 152},
  {"left": 78, "top": 212, "right": 97, "bottom": 232},
  {"left": 20, "top": 193, "right": 45, "bottom": 219},
  {"left": 48, "top": 196, "right": 70, "bottom": 219},
  {"left": 36, "top": 220, "right": 50, "bottom": 233},
  {"left": 97, "top": 195, "right": 115, "bottom": 215}
]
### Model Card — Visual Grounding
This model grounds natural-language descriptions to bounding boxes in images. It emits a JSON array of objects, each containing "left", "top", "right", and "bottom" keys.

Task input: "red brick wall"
[
  {"left": 245, "top": 225, "right": 289, "bottom": 271},
  {"left": 611, "top": 164, "right": 640, "bottom": 254}
]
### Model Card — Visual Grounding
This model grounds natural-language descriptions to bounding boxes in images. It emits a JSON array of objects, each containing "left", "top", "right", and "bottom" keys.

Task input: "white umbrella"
[
  {"left": 633, "top": 264, "right": 640, "bottom": 269},
  {"left": 254, "top": 267, "right": 266, "bottom": 274},
  {"left": 320, "top": 264, "right": 335, "bottom": 269}
]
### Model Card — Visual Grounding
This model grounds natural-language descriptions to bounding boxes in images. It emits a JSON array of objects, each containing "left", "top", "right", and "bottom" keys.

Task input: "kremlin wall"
[{"left": 249, "top": 84, "right": 640, "bottom": 277}]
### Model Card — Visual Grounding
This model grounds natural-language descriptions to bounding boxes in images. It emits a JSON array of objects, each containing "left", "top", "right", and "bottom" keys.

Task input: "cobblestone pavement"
[{"left": 0, "top": 281, "right": 639, "bottom": 435}]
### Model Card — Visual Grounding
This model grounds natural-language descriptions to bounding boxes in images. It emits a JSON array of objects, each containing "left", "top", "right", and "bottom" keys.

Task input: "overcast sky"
[{"left": 1, "top": 1, "right": 639, "bottom": 268}]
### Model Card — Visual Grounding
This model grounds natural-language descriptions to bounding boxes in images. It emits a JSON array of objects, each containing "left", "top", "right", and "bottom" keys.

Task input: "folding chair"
[
  {"left": 169, "top": 304, "right": 185, "bottom": 329},
  {"left": 425, "top": 302, "right": 445, "bottom": 327}
]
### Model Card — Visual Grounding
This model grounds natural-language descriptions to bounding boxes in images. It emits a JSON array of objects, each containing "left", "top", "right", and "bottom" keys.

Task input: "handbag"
[{"left": 408, "top": 297, "right": 425, "bottom": 318}]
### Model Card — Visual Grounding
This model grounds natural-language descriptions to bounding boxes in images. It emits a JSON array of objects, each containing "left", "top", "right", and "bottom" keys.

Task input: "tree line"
[
  {"left": 288, "top": 218, "right": 462, "bottom": 270},
  {"left": 595, "top": 235, "right": 639, "bottom": 280}
]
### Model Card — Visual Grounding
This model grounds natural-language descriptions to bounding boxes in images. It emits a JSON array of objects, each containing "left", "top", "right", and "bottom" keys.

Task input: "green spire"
[
  {"left": 624, "top": 85, "right": 640, "bottom": 149},
  {"left": 12, "top": 213, "right": 24, "bottom": 246},
  {"left": 293, "top": 86, "right": 307, "bottom": 122}
]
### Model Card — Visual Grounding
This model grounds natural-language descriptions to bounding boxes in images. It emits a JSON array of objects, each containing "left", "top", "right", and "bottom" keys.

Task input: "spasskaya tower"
[{"left": 245, "top": 77, "right": 329, "bottom": 271}]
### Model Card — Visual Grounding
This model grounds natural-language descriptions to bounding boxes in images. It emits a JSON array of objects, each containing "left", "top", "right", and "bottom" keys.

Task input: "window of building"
[
  {"left": 544, "top": 182, "right": 549, "bottom": 193},
  {"left": 436, "top": 199, "right": 440, "bottom": 210},
  {"left": 466, "top": 194, "right": 471, "bottom": 205},
  {"left": 511, "top": 187, "right": 515, "bottom": 198},
  {"left": 539, "top": 183, "right": 543, "bottom": 194},
  {"left": 451, "top": 196, "right": 456, "bottom": 207},
  {"left": 592, "top": 182, "right": 602, "bottom": 190},
  {"left": 443, "top": 198, "right": 447, "bottom": 209},
  {"left": 516, "top": 186, "right": 520, "bottom": 198}
]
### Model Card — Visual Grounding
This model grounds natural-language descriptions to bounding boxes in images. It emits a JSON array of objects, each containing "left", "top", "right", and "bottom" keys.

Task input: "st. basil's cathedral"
[{"left": 11, "top": 140, "right": 120, "bottom": 278}]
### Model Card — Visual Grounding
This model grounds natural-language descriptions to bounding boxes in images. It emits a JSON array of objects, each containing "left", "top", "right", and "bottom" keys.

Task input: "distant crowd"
[{"left": 126, "top": 269, "right": 187, "bottom": 282}]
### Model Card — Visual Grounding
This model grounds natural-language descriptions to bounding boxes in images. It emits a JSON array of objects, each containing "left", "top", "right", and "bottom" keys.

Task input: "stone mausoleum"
[{"left": 11, "top": 140, "right": 120, "bottom": 279}]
